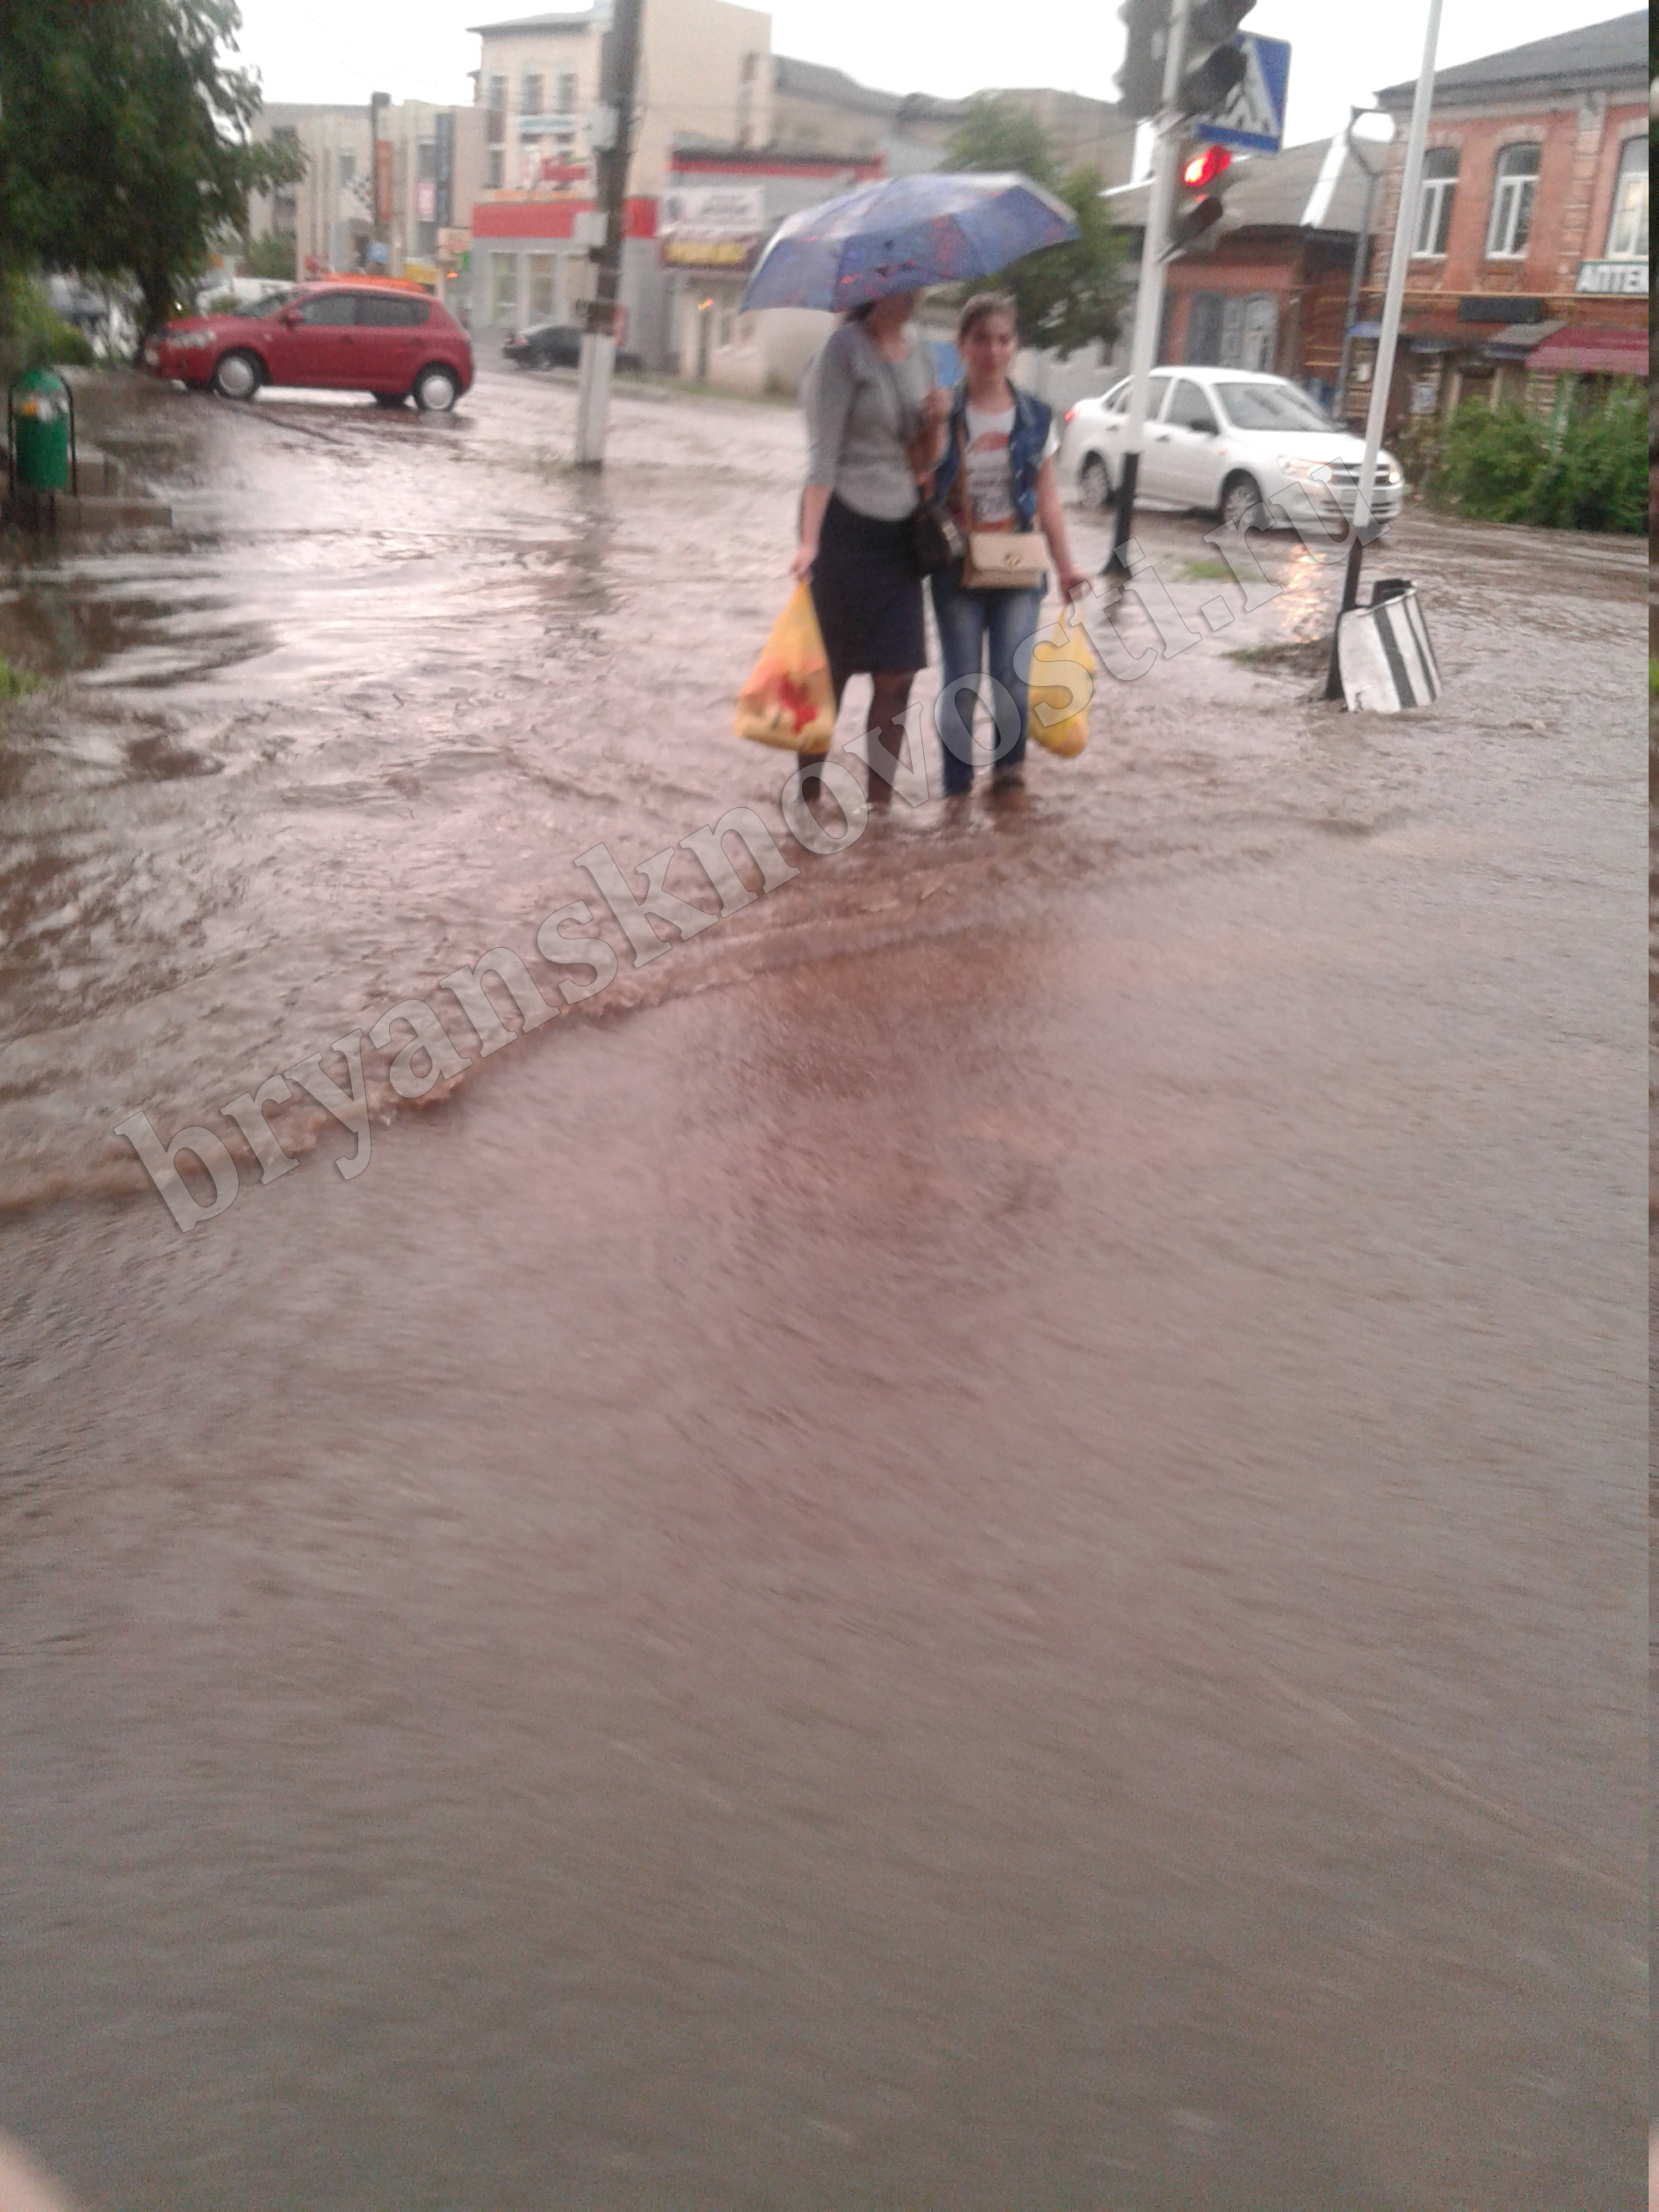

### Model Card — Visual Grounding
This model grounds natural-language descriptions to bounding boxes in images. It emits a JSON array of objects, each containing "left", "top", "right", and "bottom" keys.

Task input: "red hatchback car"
[{"left": 145, "top": 280, "right": 474, "bottom": 412}]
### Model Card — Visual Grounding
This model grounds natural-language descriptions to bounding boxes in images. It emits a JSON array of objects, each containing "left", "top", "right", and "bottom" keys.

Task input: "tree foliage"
[
  {"left": 1411, "top": 388, "right": 1647, "bottom": 533},
  {"left": 0, "top": 0, "right": 304, "bottom": 343},
  {"left": 243, "top": 231, "right": 297, "bottom": 282},
  {"left": 943, "top": 94, "right": 1127, "bottom": 359}
]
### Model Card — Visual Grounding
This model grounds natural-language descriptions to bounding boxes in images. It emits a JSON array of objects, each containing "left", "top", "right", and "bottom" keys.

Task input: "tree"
[
  {"left": 943, "top": 95, "right": 1128, "bottom": 359},
  {"left": 0, "top": 0, "right": 305, "bottom": 346},
  {"left": 244, "top": 232, "right": 297, "bottom": 282}
]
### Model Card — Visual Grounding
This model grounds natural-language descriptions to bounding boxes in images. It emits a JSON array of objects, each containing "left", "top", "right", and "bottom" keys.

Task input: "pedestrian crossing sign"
[{"left": 1195, "top": 33, "right": 1291, "bottom": 155}]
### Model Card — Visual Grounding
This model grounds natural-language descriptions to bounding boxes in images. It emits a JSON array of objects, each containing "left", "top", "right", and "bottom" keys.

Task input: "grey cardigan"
[{"left": 800, "top": 320, "right": 935, "bottom": 522}]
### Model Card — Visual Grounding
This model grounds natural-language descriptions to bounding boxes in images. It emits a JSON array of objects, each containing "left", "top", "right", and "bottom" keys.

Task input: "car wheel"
[
  {"left": 1219, "top": 472, "right": 1268, "bottom": 533},
  {"left": 413, "top": 366, "right": 459, "bottom": 414},
  {"left": 211, "top": 350, "right": 261, "bottom": 401},
  {"left": 373, "top": 392, "right": 408, "bottom": 410},
  {"left": 1079, "top": 453, "right": 1114, "bottom": 511}
]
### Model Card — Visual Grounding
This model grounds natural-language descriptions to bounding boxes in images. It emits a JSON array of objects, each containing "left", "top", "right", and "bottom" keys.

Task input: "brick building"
[
  {"left": 1352, "top": 12, "right": 1648, "bottom": 428},
  {"left": 1104, "top": 132, "right": 1384, "bottom": 407}
]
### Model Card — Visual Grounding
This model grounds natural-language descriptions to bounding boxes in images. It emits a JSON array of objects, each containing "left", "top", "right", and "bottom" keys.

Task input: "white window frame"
[
  {"left": 1412, "top": 149, "right": 1458, "bottom": 258},
  {"left": 1605, "top": 136, "right": 1649, "bottom": 259},
  {"left": 1486, "top": 143, "right": 1540, "bottom": 260}
]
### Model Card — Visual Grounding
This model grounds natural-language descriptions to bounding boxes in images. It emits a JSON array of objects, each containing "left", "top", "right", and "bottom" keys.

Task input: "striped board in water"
[{"left": 1336, "top": 585, "right": 1442, "bottom": 714}]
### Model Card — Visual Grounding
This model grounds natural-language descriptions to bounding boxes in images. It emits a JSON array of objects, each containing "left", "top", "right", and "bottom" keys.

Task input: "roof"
[
  {"left": 468, "top": 8, "right": 600, "bottom": 33},
  {"left": 772, "top": 56, "right": 903, "bottom": 118},
  {"left": 1375, "top": 12, "right": 1647, "bottom": 107},
  {"left": 1103, "top": 134, "right": 1384, "bottom": 238}
]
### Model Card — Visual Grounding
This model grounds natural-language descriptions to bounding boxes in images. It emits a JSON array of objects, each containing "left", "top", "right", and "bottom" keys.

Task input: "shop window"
[
  {"left": 1606, "top": 137, "right": 1648, "bottom": 259},
  {"left": 490, "top": 251, "right": 518, "bottom": 325},
  {"left": 1486, "top": 143, "right": 1540, "bottom": 258},
  {"left": 526, "top": 253, "right": 556, "bottom": 321},
  {"left": 1412, "top": 148, "right": 1457, "bottom": 257}
]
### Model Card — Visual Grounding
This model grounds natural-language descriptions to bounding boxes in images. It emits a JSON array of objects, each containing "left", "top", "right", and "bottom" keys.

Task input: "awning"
[
  {"left": 1526, "top": 324, "right": 1649, "bottom": 377},
  {"left": 1484, "top": 317, "right": 1566, "bottom": 360},
  {"left": 1346, "top": 320, "right": 1456, "bottom": 352}
]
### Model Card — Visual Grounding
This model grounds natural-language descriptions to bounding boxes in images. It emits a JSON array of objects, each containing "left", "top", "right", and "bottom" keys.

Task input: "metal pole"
[
  {"left": 1332, "top": 112, "right": 1382, "bottom": 423},
  {"left": 1323, "top": 0, "right": 1442, "bottom": 702},
  {"left": 574, "top": 0, "right": 646, "bottom": 469},
  {"left": 1105, "top": 0, "right": 1192, "bottom": 582}
]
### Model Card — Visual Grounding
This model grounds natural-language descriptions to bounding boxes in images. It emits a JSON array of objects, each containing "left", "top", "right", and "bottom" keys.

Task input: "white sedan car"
[{"left": 1061, "top": 367, "right": 1404, "bottom": 533}]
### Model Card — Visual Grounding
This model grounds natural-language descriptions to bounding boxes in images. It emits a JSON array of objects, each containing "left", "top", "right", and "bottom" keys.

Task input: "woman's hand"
[
  {"left": 789, "top": 541, "right": 817, "bottom": 582},
  {"left": 1057, "top": 562, "right": 1092, "bottom": 603},
  {"left": 923, "top": 386, "right": 951, "bottom": 428}
]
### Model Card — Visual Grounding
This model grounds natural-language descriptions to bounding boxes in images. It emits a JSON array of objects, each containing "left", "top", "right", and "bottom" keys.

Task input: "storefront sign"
[
  {"left": 659, "top": 183, "right": 764, "bottom": 271},
  {"left": 661, "top": 235, "right": 759, "bottom": 269},
  {"left": 1575, "top": 258, "right": 1648, "bottom": 295}
]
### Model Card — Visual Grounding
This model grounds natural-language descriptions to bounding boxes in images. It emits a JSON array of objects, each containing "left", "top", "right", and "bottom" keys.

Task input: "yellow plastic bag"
[
  {"left": 1027, "top": 606, "right": 1096, "bottom": 758},
  {"left": 734, "top": 582, "right": 836, "bottom": 754}
]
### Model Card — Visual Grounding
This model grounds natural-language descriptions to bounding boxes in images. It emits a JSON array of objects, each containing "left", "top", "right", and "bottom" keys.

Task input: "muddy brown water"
[{"left": 0, "top": 368, "right": 1646, "bottom": 2209}]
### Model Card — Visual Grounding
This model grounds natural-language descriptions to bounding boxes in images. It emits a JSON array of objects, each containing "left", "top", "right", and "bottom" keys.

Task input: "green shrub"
[
  {"left": 1437, "top": 401, "right": 1551, "bottom": 522},
  {"left": 1429, "top": 386, "right": 1648, "bottom": 534},
  {"left": 0, "top": 276, "right": 95, "bottom": 378},
  {"left": 0, "top": 657, "right": 40, "bottom": 702}
]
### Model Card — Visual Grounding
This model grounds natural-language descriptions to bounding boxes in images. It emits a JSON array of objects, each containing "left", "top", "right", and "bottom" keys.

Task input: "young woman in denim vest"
[{"left": 930, "top": 293, "right": 1090, "bottom": 795}]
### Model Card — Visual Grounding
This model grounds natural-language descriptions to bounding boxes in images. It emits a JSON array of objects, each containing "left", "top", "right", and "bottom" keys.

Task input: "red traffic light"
[{"left": 1181, "top": 143, "right": 1233, "bottom": 190}]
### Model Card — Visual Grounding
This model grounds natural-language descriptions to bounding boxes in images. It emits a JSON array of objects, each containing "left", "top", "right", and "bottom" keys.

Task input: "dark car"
[
  {"left": 504, "top": 322, "right": 644, "bottom": 373},
  {"left": 504, "top": 323, "right": 583, "bottom": 370},
  {"left": 143, "top": 279, "right": 474, "bottom": 412}
]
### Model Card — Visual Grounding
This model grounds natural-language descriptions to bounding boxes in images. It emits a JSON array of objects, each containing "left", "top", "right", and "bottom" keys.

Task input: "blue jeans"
[{"left": 928, "top": 570, "right": 1045, "bottom": 793}]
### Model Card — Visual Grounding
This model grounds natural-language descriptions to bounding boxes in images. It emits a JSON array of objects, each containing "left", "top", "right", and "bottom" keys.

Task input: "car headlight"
[
  {"left": 1276, "top": 455, "right": 1331, "bottom": 482},
  {"left": 171, "top": 331, "right": 215, "bottom": 350},
  {"left": 1383, "top": 464, "right": 1403, "bottom": 486}
]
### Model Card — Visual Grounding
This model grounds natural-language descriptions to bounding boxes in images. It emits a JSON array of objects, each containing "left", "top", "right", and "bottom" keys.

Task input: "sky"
[{"left": 231, "top": 0, "right": 1638, "bottom": 154}]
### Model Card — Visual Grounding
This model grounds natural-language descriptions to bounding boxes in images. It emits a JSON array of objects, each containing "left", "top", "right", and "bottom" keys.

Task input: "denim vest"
[{"left": 933, "top": 382, "right": 1053, "bottom": 530}]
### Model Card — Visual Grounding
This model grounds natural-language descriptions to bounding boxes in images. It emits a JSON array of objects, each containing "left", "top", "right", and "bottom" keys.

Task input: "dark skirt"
[{"left": 809, "top": 493, "right": 926, "bottom": 699}]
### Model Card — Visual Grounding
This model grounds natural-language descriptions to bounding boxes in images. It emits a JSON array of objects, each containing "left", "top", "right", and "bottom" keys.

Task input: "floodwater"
[{"left": 0, "top": 368, "right": 1646, "bottom": 2209}]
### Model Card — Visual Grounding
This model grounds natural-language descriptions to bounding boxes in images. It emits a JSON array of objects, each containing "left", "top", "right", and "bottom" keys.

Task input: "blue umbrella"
[{"left": 739, "top": 172, "right": 1079, "bottom": 314}]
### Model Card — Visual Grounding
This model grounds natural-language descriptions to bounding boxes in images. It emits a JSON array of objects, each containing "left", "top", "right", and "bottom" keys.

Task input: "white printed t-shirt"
[{"left": 960, "top": 401, "right": 1060, "bottom": 531}]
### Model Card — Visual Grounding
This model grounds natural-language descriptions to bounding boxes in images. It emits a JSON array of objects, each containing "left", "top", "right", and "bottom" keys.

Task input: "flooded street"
[{"left": 0, "top": 368, "right": 1645, "bottom": 2209}]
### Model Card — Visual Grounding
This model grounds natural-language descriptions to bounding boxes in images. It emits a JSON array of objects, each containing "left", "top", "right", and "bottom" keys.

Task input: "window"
[
  {"left": 1234, "top": 293, "right": 1277, "bottom": 372},
  {"left": 522, "top": 72, "right": 544, "bottom": 116},
  {"left": 491, "top": 251, "right": 518, "bottom": 324},
  {"left": 336, "top": 152, "right": 356, "bottom": 187},
  {"left": 1412, "top": 148, "right": 1457, "bottom": 257},
  {"left": 1102, "top": 378, "right": 1130, "bottom": 410},
  {"left": 1606, "top": 137, "right": 1648, "bottom": 258},
  {"left": 1169, "top": 379, "right": 1218, "bottom": 434},
  {"left": 1486, "top": 143, "right": 1540, "bottom": 258},
  {"left": 301, "top": 293, "right": 357, "bottom": 325},
  {"left": 487, "top": 146, "right": 506, "bottom": 190},
  {"left": 357, "top": 294, "right": 429, "bottom": 326},
  {"left": 1185, "top": 291, "right": 1224, "bottom": 364},
  {"left": 556, "top": 72, "right": 577, "bottom": 112},
  {"left": 1144, "top": 373, "right": 1173, "bottom": 419},
  {"left": 486, "top": 76, "right": 507, "bottom": 143},
  {"left": 526, "top": 252, "right": 556, "bottom": 320},
  {"left": 1213, "top": 380, "right": 1334, "bottom": 433}
]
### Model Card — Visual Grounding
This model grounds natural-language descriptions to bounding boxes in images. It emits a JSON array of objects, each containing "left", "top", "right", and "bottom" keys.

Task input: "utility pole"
[
  {"left": 574, "top": 0, "right": 646, "bottom": 469},
  {"left": 1332, "top": 107, "right": 1383, "bottom": 425},
  {"left": 1322, "top": 0, "right": 1443, "bottom": 702},
  {"left": 1106, "top": 0, "right": 1192, "bottom": 584}
]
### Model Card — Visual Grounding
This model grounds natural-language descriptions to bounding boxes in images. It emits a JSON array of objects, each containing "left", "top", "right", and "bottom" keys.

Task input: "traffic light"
[
  {"left": 1163, "top": 139, "right": 1235, "bottom": 259},
  {"left": 1115, "top": 0, "right": 1168, "bottom": 120},
  {"left": 1180, "top": 143, "right": 1232, "bottom": 190},
  {"left": 1115, "top": 0, "right": 1256, "bottom": 122}
]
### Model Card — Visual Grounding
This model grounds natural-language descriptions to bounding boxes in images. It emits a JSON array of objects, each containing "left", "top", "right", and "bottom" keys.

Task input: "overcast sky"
[{"left": 232, "top": 0, "right": 1634, "bottom": 152}]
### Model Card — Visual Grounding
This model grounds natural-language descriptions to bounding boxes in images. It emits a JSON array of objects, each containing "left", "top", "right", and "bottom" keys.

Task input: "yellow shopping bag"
[
  {"left": 734, "top": 582, "right": 836, "bottom": 754},
  {"left": 1027, "top": 606, "right": 1095, "bottom": 758}
]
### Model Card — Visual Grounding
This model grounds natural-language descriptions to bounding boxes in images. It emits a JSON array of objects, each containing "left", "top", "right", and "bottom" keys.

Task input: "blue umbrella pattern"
[{"left": 739, "top": 172, "right": 1079, "bottom": 314}]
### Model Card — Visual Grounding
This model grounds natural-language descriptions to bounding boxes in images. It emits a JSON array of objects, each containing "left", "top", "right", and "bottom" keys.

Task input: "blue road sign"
[{"left": 1195, "top": 33, "right": 1291, "bottom": 155}]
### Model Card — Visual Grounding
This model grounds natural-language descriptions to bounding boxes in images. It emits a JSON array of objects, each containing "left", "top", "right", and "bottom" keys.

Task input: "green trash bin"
[{"left": 9, "top": 368, "right": 74, "bottom": 494}]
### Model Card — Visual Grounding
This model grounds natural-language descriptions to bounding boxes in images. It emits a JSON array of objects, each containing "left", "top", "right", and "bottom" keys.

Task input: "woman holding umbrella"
[
  {"left": 792, "top": 289, "right": 948, "bottom": 802},
  {"left": 743, "top": 172, "right": 1081, "bottom": 801}
]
